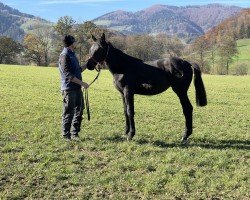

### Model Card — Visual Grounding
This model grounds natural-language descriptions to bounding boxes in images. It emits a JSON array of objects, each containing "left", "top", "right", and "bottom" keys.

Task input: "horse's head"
[{"left": 86, "top": 33, "right": 109, "bottom": 70}]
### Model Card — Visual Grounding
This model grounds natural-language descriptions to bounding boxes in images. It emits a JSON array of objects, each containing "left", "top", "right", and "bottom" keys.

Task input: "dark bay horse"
[{"left": 86, "top": 33, "right": 207, "bottom": 143}]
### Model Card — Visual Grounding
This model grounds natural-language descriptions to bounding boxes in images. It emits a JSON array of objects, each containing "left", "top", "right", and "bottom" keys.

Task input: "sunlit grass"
[{"left": 0, "top": 65, "right": 249, "bottom": 199}]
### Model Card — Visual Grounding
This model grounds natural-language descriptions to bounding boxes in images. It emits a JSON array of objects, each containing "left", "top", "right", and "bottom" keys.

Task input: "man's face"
[{"left": 69, "top": 43, "right": 75, "bottom": 49}]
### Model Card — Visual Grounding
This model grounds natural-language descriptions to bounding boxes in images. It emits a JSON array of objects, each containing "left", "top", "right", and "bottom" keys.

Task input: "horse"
[{"left": 86, "top": 33, "right": 207, "bottom": 143}]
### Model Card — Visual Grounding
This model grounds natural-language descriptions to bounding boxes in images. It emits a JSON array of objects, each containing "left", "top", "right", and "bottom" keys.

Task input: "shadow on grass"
[
  {"left": 103, "top": 133, "right": 250, "bottom": 150},
  {"left": 136, "top": 138, "right": 250, "bottom": 150},
  {"left": 105, "top": 134, "right": 126, "bottom": 142},
  {"left": 237, "top": 44, "right": 247, "bottom": 47}
]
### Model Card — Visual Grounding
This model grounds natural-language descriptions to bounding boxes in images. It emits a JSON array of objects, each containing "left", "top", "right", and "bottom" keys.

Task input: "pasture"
[
  {"left": 0, "top": 65, "right": 249, "bottom": 199},
  {"left": 232, "top": 39, "right": 250, "bottom": 73}
]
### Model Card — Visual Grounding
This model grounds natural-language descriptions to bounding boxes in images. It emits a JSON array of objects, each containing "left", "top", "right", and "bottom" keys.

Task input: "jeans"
[{"left": 62, "top": 89, "right": 84, "bottom": 136}]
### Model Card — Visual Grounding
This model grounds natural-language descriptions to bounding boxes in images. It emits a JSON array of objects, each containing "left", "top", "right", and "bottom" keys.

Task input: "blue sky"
[{"left": 1, "top": 0, "right": 249, "bottom": 22}]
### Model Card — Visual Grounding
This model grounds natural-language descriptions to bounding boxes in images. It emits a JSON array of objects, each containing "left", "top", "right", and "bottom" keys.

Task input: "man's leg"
[
  {"left": 62, "top": 90, "right": 76, "bottom": 139},
  {"left": 71, "top": 89, "right": 84, "bottom": 136}
]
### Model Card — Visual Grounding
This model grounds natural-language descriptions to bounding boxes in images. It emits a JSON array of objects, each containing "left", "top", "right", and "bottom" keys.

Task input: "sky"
[{"left": 1, "top": 0, "right": 250, "bottom": 22}]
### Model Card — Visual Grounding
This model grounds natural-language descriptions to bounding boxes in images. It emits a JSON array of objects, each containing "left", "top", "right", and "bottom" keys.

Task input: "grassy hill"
[
  {"left": 236, "top": 39, "right": 250, "bottom": 60},
  {"left": 0, "top": 65, "right": 249, "bottom": 199},
  {"left": 231, "top": 39, "right": 250, "bottom": 74},
  {"left": 0, "top": 2, "right": 52, "bottom": 41}
]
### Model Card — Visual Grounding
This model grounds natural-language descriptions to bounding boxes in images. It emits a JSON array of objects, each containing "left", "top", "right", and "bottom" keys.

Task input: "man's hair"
[{"left": 64, "top": 35, "right": 76, "bottom": 47}]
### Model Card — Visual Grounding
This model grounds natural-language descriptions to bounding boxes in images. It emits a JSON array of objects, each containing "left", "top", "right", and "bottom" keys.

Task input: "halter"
[{"left": 88, "top": 44, "right": 110, "bottom": 69}]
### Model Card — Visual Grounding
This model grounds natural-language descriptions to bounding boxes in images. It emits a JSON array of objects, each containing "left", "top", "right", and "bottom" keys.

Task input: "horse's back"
[{"left": 125, "top": 61, "right": 171, "bottom": 95}]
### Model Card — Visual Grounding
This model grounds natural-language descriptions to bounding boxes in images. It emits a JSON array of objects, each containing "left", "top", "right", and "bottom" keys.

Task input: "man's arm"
[
  {"left": 60, "top": 54, "right": 89, "bottom": 89},
  {"left": 59, "top": 54, "right": 75, "bottom": 81},
  {"left": 71, "top": 77, "right": 89, "bottom": 89}
]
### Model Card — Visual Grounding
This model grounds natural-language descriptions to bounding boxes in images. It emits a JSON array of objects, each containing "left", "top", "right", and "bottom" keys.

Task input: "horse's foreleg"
[
  {"left": 121, "top": 94, "right": 129, "bottom": 135},
  {"left": 177, "top": 92, "right": 193, "bottom": 143},
  {"left": 124, "top": 88, "right": 135, "bottom": 140}
]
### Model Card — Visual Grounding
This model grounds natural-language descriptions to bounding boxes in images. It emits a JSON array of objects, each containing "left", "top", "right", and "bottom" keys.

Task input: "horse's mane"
[{"left": 108, "top": 42, "right": 143, "bottom": 64}]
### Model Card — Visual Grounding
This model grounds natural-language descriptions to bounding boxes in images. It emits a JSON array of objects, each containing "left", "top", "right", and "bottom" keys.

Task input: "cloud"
[{"left": 40, "top": 0, "right": 123, "bottom": 5}]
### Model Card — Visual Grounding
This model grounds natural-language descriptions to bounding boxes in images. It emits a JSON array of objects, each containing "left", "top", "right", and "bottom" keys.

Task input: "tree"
[
  {"left": 239, "top": 23, "right": 246, "bottom": 39},
  {"left": 246, "top": 25, "right": 250, "bottom": 38},
  {"left": 74, "top": 21, "right": 104, "bottom": 64},
  {"left": 217, "top": 34, "right": 238, "bottom": 74},
  {"left": 33, "top": 23, "right": 53, "bottom": 66},
  {"left": 0, "top": 36, "right": 22, "bottom": 64},
  {"left": 163, "top": 35, "right": 184, "bottom": 57},
  {"left": 206, "top": 33, "right": 217, "bottom": 73},
  {"left": 23, "top": 34, "right": 44, "bottom": 66},
  {"left": 54, "top": 16, "right": 75, "bottom": 37},
  {"left": 52, "top": 16, "right": 76, "bottom": 64},
  {"left": 191, "top": 36, "right": 209, "bottom": 72},
  {"left": 125, "top": 35, "right": 158, "bottom": 61},
  {"left": 109, "top": 35, "right": 126, "bottom": 51}
]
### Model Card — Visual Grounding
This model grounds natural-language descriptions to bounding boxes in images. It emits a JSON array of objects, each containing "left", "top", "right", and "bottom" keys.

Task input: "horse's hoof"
[
  {"left": 127, "top": 132, "right": 135, "bottom": 141},
  {"left": 127, "top": 136, "right": 132, "bottom": 141},
  {"left": 181, "top": 137, "right": 189, "bottom": 145}
]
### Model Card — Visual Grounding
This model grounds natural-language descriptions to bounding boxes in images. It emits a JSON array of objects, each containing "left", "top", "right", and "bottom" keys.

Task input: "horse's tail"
[{"left": 191, "top": 63, "right": 207, "bottom": 107}]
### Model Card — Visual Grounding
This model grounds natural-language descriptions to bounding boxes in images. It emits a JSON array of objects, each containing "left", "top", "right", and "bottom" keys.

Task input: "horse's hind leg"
[
  {"left": 174, "top": 90, "right": 193, "bottom": 143},
  {"left": 123, "top": 88, "right": 135, "bottom": 140}
]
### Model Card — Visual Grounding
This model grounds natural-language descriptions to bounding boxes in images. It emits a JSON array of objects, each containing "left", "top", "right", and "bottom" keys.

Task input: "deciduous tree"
[
  {"left": 0, "top": 36, "right": 22, "bottom": 64},
  {"left": 54, "top": 16, "right": 75, "bottom": 37},
  {"left": 217, "top": 33, "right": 238, "bottom": 74},
  {"left": 23, "top": 34, "right": 44, "bottom": 66}
]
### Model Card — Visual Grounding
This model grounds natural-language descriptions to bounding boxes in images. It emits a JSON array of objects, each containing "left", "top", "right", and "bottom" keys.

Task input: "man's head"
[{"left": 64, "top": 35, "right": 76, "bottom": 48}]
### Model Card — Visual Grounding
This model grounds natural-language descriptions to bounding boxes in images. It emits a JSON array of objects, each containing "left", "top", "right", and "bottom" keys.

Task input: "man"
[{"left": 58, "top": 35, "right": 89, "bottom": 139}]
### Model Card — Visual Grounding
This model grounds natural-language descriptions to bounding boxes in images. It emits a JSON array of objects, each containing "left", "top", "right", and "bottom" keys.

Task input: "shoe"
[
  {"left": 71, "top": 133, "right": 79, "bottom": 140},
  {"left": 63, "top": 133, "right": 71, "bottom": 140}
]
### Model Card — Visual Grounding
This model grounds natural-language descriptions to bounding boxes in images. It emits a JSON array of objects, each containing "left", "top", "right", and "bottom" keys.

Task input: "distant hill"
[
  {"left": 93, "top": 4, "right": 242, "bottom": 40},
  {"left": 205, "top": 9, "right": 250, "bottom": 41},
  {"left": 0, "top": 2, "right": 52, "bottom": 41}
]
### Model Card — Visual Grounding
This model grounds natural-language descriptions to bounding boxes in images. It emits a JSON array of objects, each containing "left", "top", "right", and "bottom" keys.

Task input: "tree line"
[{"left": 0, "top": 15, "right": 249, "bottom": 75}]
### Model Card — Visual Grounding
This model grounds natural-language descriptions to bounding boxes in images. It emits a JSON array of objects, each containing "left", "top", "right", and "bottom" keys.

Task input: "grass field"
[
  {"left": 236, "top": 39, "right": 250, "bottom": 61},
  {"left": 0, "top": 65, "right": 249, "bottom": 199},
  {"left": 231, "top": 39, "right": 250, "bottom": 74}
]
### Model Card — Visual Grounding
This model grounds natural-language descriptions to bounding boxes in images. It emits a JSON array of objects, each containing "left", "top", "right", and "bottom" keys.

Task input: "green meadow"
[
  {"left": 231, "top": 39, "right": 250, "bottom": 74},
  {"left": 0, "top": 65, "right": 249, "bottom": 199}
]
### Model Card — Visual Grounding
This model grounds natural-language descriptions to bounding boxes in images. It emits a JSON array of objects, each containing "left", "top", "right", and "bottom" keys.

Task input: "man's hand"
[
  {"left": 81, "top": 82, "right": 89, "bottom": 89},
  {"left": 71, "top": 77, "right": 89, "bottom": 89}
]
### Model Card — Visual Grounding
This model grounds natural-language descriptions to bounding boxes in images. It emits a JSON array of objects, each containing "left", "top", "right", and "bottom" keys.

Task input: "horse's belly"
[{"left": 135, "top": 82, "right": 170, "bottom": 95}]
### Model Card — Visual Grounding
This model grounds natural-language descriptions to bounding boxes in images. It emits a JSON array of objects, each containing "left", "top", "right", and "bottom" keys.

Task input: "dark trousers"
[{"left": 62, "top": 89, "right": 84, "bottom": 136}]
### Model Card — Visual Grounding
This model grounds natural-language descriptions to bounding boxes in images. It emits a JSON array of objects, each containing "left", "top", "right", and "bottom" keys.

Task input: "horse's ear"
[
  {"left": 101, "top": 33, "right": 105, "bottom": 42},
  {"left": 91, "top": 35, "right": 97, "bottom": 42}
]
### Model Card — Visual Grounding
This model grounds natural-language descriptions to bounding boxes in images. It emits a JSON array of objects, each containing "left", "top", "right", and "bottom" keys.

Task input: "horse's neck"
[
  {"left": 106, "top": 47, "right": 125, "bottom": 74},
  {"left": 106, "top": 46, "right": 142, "bottom": 74}
]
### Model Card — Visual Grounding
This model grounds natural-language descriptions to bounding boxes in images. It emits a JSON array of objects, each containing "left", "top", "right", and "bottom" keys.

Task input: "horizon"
[{"left": 0, "top": 0, "right": 250, "bottom": 23}]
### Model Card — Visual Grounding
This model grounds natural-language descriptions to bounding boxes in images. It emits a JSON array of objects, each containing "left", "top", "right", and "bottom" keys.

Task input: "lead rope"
[
  {"left": 83, "top": 66, "right": 101, "bottom": 121},
  {"left": 84, "top": 88, "right": 90, "bottom": 120}
]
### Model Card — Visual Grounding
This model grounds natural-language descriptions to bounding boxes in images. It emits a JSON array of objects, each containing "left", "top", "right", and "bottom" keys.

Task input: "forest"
[{"left": 0, "top": 9, "right": 249, "bottom": 75}]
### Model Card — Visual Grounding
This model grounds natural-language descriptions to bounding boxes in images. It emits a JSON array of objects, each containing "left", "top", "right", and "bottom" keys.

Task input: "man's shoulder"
[{"left": 60, "top": 47, "right": 69, "bottom": 57}]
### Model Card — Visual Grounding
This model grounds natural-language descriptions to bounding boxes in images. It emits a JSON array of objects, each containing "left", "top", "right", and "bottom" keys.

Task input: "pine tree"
[
  {"left": 246, "top": 25, "right": 250, "bottom": 38},
  {"left": 239, "top": 23, "right": 246, "bottom": 39}
]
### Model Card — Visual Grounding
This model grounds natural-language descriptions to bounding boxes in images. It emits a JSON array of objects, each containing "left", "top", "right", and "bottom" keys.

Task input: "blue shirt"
[{"left": 58, "top": 47, "right": 82, "bottom": 91}]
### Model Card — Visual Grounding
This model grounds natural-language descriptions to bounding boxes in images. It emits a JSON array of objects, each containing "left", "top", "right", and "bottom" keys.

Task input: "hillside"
[
  {"left": 232, "top": 39, "right": 250, "bottom": 74},
  {"left": 93, "top": 4, "right": 242, "bottom": 40},
  {"left": 205, "top": 9, "right": 250, "bottom": 41},
  {"left": 0, "top": 2, "right": 52, "bottom": 41}
]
